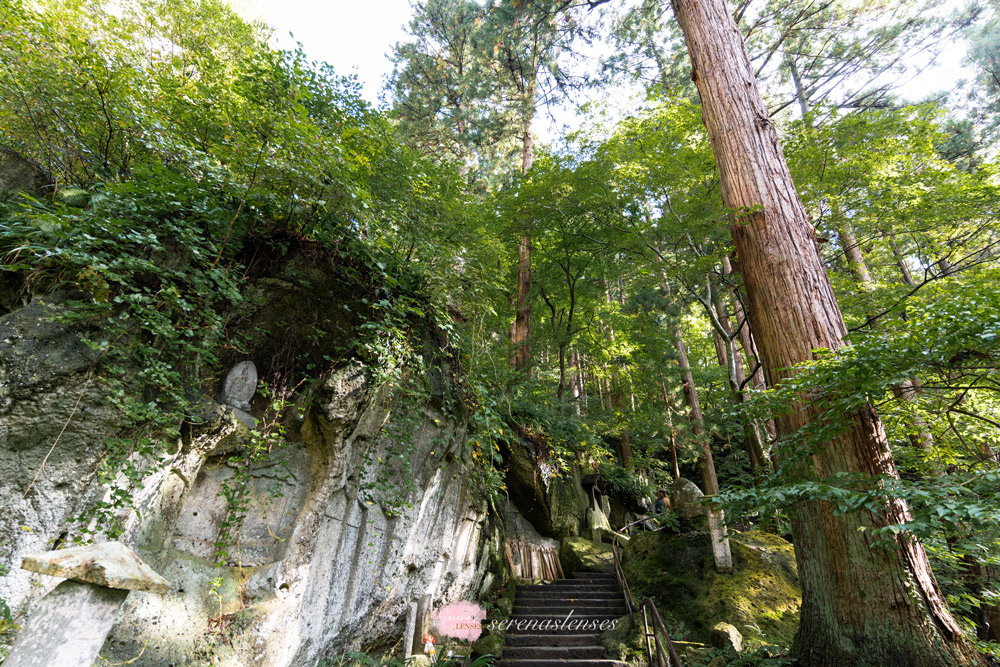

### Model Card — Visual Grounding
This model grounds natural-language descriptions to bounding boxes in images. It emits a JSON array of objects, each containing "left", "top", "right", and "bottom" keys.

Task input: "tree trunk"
[
  {"left": 723, "top": 254, "right": 778, "bottom": 450},
  {"left": 890, "top": 234, "right": 916, "bottom": 286},
  {"left": 557, "top": 344, "right": 567, "bottom": 409},
  {"left": 659, "top": 376, "right": 682, "bottom": 480},
  {"left": 575, "top": 353, "right": 582, "bottom": 411},
  {"left": 711, "top": 290, "right": 769, "bottom": 476},
  {"left": 789, "top": 56, "right": 810, "bottom": 118},
  {"left": 509, "top": 108, "right": 535, "bottom": 371},
  {"left": 611, "top": 375, "right": 632, "bottom": 468},
  {"left": 510, "top": 235, "right": 532, "bottom": 370},
  {"left": 722, "top": 255, "right": 768, "bottom": 393},
  {"left": 675, "top": 328, "right": 733, "bottom": 573},
  {"left": 670, "top": 0, "right": 977, "bottom": 663},
  {"left": 674, "top": 330, "right": 717, "bottom": 495},
  {"left": 837, "top": 222, "right": 873, "bottom": 284}
]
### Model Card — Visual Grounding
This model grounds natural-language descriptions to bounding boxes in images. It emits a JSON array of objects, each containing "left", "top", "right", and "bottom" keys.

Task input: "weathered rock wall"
[
  {"left": 0, "top": 284, "right": 501, "bottom": 666},
  {"left": 0, "top": 293, "right": 123, "bottom": 610},
  {"left": 501, "top": 438, "right": 589, "bottom": 540}
]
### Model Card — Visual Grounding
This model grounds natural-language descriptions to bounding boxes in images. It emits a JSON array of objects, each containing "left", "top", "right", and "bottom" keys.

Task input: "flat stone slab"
[
  {"left": 3, "top": 580, "right": 128, "bottom": 667},
  {"left": 20, "top": 541, "right": 169, "bottom": 593}
]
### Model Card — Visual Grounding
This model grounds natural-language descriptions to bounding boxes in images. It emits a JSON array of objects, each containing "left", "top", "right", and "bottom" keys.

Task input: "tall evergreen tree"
[{"left": 670, "top": 0, "right": 981, "bottom": 663}]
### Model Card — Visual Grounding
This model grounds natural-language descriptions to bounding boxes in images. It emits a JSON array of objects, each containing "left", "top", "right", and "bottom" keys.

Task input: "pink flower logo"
[{"left": 432, "top": 601, "right": 487, "bottom": 641}]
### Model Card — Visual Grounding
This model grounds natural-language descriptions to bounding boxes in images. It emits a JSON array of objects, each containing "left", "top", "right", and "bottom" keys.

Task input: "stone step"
[
  {"left": 570, "top": 571, "right": 616, "bottom": 579},
  {"left": 512, "top": 602, "right": 627, "bottom": 614},
  {"left": 515, "top": 596, "right": 624, "bottom": 602},
  {"left": 497, "top": 660, "right": 627, "bottom": 667},
  {"left": 510, "top": 609, "right": 628, "bottom": 619},
  {"left": 514, "top": 601, "right": 624, "bottom": 609},
  {"left": 504, "top": 645, "right": 608, "bottom": 660},
  {"left": 505, "top": 634, "right": 602, "bottom": 648},
  {"left": 504, "top": 623, "right": 619, "bottom": 635},
  {"left": 518, "top": 583, "right": 619, "bottom": 593},
  {"left": 507, "top": 613, "right": 624, "bottom": 621},
  {"left": 516, "top": 591, "right": 623, "bottom": 600}
]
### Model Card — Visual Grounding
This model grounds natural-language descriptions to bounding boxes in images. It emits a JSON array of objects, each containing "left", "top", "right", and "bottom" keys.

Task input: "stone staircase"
[{"left": 498, "top": 571, "right": 628, "bottom": 667}]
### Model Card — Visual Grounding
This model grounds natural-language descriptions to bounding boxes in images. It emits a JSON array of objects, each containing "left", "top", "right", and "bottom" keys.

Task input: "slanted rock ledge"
[{"left": 20, "top": 541, "right": 169, "bottom": 594}]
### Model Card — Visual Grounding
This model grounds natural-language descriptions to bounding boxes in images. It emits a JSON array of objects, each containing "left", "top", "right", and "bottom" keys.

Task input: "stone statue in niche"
[{"left": 220, "top": 360, "right": 257, "bottom": 428}]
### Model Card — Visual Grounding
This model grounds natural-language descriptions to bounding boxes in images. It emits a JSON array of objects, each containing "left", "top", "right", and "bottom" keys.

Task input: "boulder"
[
  {"left": 0, "top": 148, "right": 48, "bottom": 197},
  {"left": 670, "top": 477, "right": 709, "bottom": 531},
  {"left": 600, "top": 613, "right": 648, "bottom": 666},
  {"left": 670, "top": 477, "right": 706, "bottom": 519},
  {"left": 559, "top": 536, "right": 614, "bottom": 574},
  {"left": 710, "top": 622, "right": 744, "bottom": 653}
]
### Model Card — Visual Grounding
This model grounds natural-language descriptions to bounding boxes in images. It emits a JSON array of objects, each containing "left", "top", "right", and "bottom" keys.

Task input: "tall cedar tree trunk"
[
  {"left": 510, "top": 115, "right": 535, "bottom": 370},
  {"left": 670, "top": 0, "right": 978, "bottom": 664},
  {"left": 611, "top": 376, "right": 632, "bottom": 468}
]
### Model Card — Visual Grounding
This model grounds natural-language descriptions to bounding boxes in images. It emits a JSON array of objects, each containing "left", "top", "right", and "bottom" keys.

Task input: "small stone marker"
[
  {"left": 4, "top": 542, "right": 169, "bottom": 667},
  {"left": 221, "top": 360, "right": 257, "bottom": 411},
  {"left": 708, "top": 506, "right": 734, "bottom": 574}
]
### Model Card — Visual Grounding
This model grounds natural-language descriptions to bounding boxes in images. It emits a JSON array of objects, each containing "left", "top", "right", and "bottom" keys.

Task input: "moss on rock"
[
  {"left": 559, "top": 536, "right": 614, "bottom": 574},
  {"left": 548, "top": 465, "right": 589, "bottom": 538},
  {"left": 471, "top": 580, "right": 516, "bottom": 660},
  {"left": 622, "top": 530, "right": 800, "bottom": 648},
  {"left": 471, "top": 632, "right": 503, "bottom": 659},
  {"left": 600, "top": 614, "right": 651, "bottom": 667}
]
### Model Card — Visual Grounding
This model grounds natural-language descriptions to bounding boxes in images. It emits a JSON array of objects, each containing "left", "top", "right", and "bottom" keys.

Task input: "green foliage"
[
  {"left": 1, "top": 175, "right": 243, "bottom": 537},
  {"left": 321, "top": 651, "right": 416, "bottom": 667},
  {"left": 321, "top": 652, "right": 495, "bottom": 667},
  {"left": 598, "top": 461, "right": 652, "bottom": 499},
  {"left": 0, "top": 0, "right": 479, "bottom": 546}
]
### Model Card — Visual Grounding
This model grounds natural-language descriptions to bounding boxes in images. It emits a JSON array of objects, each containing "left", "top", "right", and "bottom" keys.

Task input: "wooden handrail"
[{"left": 611, "top": 517, "right": 683, "bottom": 667}]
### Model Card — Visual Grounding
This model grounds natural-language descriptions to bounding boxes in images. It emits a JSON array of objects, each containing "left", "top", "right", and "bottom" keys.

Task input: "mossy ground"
[{"left": 622, "top": 529, "right": 801, "bottom": 652}]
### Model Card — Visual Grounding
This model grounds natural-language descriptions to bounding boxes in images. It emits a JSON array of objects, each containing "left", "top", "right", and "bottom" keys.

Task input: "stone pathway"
[{"left": 499, "top": 571, "right": 628, "bottom": 666}]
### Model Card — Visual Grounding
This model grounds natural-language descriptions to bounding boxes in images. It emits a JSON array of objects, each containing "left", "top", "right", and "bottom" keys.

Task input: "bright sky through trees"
[
  {"left": 247, "top": 0, "right": 412, "bottom": 104},
  {"left": 248, "top": 0, "right": 975, "bottom": 111}
]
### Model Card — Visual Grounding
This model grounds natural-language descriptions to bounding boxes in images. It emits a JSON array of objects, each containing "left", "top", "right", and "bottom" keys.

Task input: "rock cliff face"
[{"left": 0, "top": 265, "right": 502, "bottom": 665}]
